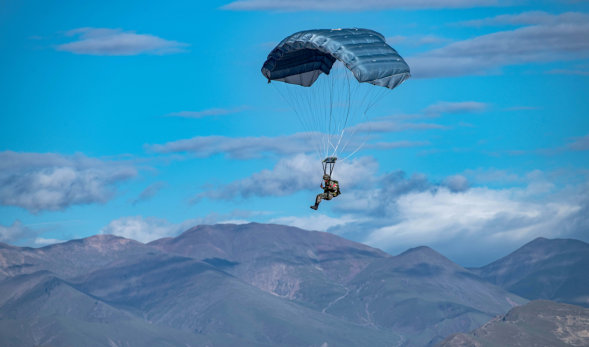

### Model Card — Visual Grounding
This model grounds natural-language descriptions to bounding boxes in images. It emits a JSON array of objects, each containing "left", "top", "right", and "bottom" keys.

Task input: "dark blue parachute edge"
[{"left": 261, "top": 28, "right": 411, "bottom": 89}]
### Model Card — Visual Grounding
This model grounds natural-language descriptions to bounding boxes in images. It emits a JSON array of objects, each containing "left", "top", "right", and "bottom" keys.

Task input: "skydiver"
[{"left": 310, "top": 174, "right": 341, "bottom": 210}]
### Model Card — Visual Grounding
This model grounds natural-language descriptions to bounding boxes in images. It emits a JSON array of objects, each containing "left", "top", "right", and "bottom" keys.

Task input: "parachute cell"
[{"left": 262, "top": 28, "right": 410, "bottom": 89}]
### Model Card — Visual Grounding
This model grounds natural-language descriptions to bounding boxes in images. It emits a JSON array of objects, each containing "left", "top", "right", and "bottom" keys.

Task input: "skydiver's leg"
[{"left": 311, "top": 193, "right": 326, "bottom": 210}]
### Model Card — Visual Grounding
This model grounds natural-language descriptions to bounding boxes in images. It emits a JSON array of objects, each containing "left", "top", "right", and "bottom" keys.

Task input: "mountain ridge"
[
  {"left": 469, "top": 237, "right": 589, "bottom": 307},
  {"left": 2, "top": 223, "right": 584, "bottom": 347}
]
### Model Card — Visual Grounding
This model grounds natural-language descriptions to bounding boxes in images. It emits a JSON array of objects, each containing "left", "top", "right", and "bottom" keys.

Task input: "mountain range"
[{"left": 0, "top": 223, "right": 587, "bottom": 347}]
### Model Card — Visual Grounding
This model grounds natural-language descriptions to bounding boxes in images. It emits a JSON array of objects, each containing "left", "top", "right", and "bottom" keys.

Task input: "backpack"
[{"left": 330, "top": 180, "right": 341, "bottom": 197}]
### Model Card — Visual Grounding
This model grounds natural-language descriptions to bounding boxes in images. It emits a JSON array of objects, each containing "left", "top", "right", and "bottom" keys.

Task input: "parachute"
[{"left": 262, "top": 28, "right": 410, "bottom": 175}]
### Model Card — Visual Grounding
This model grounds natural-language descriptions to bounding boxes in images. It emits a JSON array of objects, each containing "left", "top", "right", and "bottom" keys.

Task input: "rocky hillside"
[
  {"left": 435, "top": 300, "right": 589, "bottom": 347},
  {"left": 324, "top": 246, "right": 527, "bottom": 347}
]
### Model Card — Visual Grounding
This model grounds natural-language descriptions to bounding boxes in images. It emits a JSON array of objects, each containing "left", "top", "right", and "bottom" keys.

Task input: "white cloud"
[
  {"left": 258, "top": 165, "right": 588, "bottom": 264},
  {"left": 56, "top": 28, "right": 189, "bottom": 56},
  {"left": 442, "top": 174, "right": 469, "bottom": 192},
  {"left": 0, "top": 220, "right": 34, "bottom": 243},
  {"left": 408, "top": 12, "right": 589, "bottom": 78},
  {"left": 221, "top": 0, "right": 512, "bottom": 12},
  {"left": 100, "top": 216, "right": 193, "bottom": 243},
  {"left": 363, "top": 185, "right": 581, "bottom": 251},
  {"left": 130, "top": 181, "right": 167, "bottom": 206},
  {"left": 164, "top": 107, "right": 249, "bottom": 118},
  {"left": 101, "top": 210, "right": 272, "bottom": 243},
  {"left": 268, "top": 214, "right": 357, "bottom": 232},
  {"left": 194, "top": 154, "right": 378, "bottom": 202},
  {"left": 217, "top": 219, "right": 251, "bottom": 225},
  {"left": 0, "top": 151, "right": 137, "bottom": 213},
  {"left": 463, "top": 168, "right": 522, "bottom": 183},
  {"left": 150, "top": 100, "right": 485, "bottom": 160},
  {"left": 423, "top": 101, "right": 489, "bottom": 116},
  {"left": 34, "top": 237, "right": 66, "bottom": 245}
]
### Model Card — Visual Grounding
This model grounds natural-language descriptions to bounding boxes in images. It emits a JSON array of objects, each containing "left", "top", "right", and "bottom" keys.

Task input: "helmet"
[{"left": 323, "top": 174, "right": 330, "bottom": 180}]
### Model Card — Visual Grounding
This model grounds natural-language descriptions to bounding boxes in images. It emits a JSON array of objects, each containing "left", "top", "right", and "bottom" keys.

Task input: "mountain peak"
[
  {"left": 402, "top": 245, "right": 437, "bottom": 254},
  {"left": 396, "top": 245, "right": 455, "bottom": 266}
]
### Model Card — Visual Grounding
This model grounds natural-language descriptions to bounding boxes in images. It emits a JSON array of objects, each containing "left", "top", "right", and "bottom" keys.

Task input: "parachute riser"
[{"left": 322, "top": 157, "right": 337, "bottom": 177}]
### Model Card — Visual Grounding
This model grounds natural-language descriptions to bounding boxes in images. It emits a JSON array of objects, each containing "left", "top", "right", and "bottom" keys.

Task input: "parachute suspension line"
[
  {"left": 292, "top": 86, "right": 323, "bottom": 161},
  {"left": 340, "top": 113, "right": 370, "bottom": 162},
  {"left": 329, "top": 63, "right": 367, "bottom": 159},
  {"left": 339, "top": 87, "right": 390, "bottom": 161},
  {"left": 271, "top": 60, "right": 396, "bottom": 165},
  {"left": 332, "top": 66, "right": 350, "bottom": 157},
  {"left": 273, "top": 83, "right": 322, "bottom": 161}
]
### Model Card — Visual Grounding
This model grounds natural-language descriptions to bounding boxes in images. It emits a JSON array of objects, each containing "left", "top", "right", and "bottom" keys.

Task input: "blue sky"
[{"left": 1, "top": 0, "right": 588, "bottom": 266}]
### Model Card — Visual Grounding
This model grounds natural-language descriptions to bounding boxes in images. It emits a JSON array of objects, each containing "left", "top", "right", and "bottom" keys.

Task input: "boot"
[{"left": 310, "top": 205, "right": 318, "bottom": 210}]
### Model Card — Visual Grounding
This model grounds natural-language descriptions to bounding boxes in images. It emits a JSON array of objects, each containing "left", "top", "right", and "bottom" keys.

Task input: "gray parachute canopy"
[{"left": 261, "top": 28, "right": 411, "bottom": 89}]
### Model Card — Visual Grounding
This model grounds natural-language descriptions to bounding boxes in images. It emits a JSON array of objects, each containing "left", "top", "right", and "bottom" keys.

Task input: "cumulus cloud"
[
  {"left": 100, "top": 216, "right": 193, "bottom": 243},
  {"left": 442, "top": 174, "right": 469, "bottom": 192},
  {"left": 245, "top": 162, "right": 587, "bottom": 265},
  {"left": 130, "top": 181, "right": 167, "bottom": 206},
  {"left": 0, "top": 220, "right": 36, "bottom": 244},
  {"left": 462, "top": 168, "right": 521, "bottom": 183},
  {"left": 408, "top": 12, "right": 589, "bottom": 78},
  {"left": 221, "top": 0, "right": 511, "bottom": 12},
  {"left": 194, "top": 154, "right": 378, "bottom": 202},
  {"left": 268, "top": 214, "right": 358, "bottom": 232},
  {"left": 34, "top": 237, "right": 66, "bottom": 245},
  {"left": 55, "top": 28, "right": 189, "bottom": 56},
  {"left": 0, "top": 151, "right": 137, "bottom": 213},
  {"left": 363, "top": 184, "right": 581, "bottom": 253},
  {"left": 164, "top": 107, "right": 249, "bottom": 118},
  {"left": 101, "top": 210, "right": 270, "bottom": 243}
]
